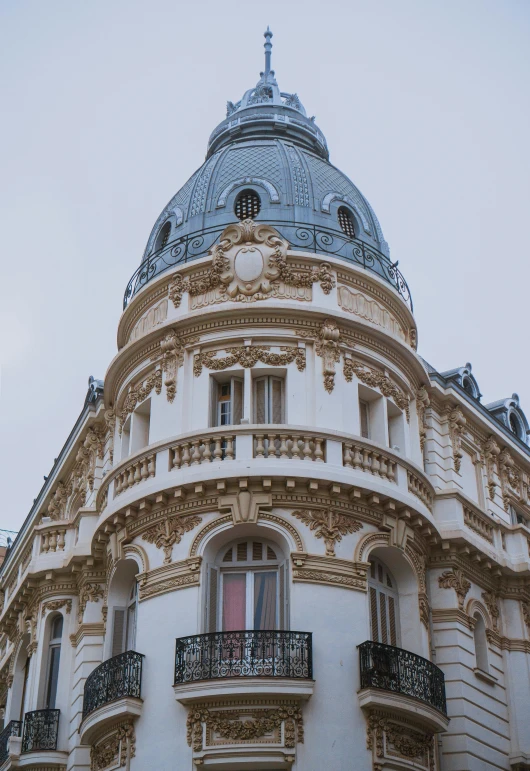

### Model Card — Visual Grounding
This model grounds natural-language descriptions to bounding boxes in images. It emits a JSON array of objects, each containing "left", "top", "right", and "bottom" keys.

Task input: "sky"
[{"left": 0, "top": 0, "right": 529, "bottom": 531}]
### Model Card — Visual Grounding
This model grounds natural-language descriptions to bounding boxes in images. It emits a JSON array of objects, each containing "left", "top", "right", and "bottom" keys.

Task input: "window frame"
[
  {"left": 253, "top": 375, "right": 285, "bottom": 424},
  {"left": 44, "top": 615, "right": 63, "bottom": 710},
  {"left": 210, "top": 375, "right": 244, "bottom": 428},
  {"left": 367, "top": 557, "right": 400, "bottom": 647}
]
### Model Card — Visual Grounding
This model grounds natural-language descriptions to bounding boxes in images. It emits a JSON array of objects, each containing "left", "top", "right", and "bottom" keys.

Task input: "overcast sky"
[{"left": 1, "top": 0, "right": 529, "bottom": 531}]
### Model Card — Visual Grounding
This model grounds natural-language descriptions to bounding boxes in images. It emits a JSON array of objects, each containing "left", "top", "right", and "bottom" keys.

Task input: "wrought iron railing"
[
  {"left": 0, "top": 720, "right": 22, "bottom": 764},
  {"left": 358, "top": 640, "right": 447, "bottom": 715},
  {"left": 174, "top": 630, "right": 312, "bottom": 684},
  {"left": 123, "top": 220, "right": 412, "bottom": 311},
  {"left": 82, "top": 650, "right": 144, "bottom": 719},
  {"left": 21, "top": 709, "right": 60, "bottom": 753}
]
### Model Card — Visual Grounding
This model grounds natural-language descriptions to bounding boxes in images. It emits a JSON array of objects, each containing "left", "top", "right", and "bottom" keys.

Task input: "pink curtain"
[
  {"left": 222, "top": 574, "right": 246, "bottom": 631},
  {"left": 254, "top": 572, "right": 277, "bottom": 630}
]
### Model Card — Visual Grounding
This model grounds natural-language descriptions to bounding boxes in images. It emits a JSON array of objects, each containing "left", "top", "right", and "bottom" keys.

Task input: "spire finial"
[{"left": 264, "top": 27, "right": 273, "bottom": 76}]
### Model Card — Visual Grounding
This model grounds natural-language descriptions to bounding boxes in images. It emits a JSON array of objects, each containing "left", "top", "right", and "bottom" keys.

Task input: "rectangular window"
[
  {"left": 45, "top": 646, "right": 61, "bottom": 709},
  {"left": 253, "top": 376, "right": 284, "bottom": 424},
  {"left": 211, "top": 377, "right": 244, "bottom": 427},
  {"left": 253, "top": 572, "right": 277, "bottom": 630},
  {"left": 222, "top": 573, "right": 246, "bottom": 631},
  {"left": 359, "top": 400, "right": 370, "bottom": 439}
]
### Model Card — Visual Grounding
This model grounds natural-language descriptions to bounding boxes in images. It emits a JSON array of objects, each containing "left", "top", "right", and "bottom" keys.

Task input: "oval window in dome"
[
  {"left": 235, "top": 189, "right": 261, "bottom": 220},
  {"left": 338, "top": 206, "right": 356, "bottom": 239}
]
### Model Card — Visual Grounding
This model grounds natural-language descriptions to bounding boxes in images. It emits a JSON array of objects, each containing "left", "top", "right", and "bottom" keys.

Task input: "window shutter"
[
  {"left": 210, "top": 378, "right": 219, "bottom": 427},
  {"left": 379, "top": 593, "right": 388, "bottom": 644},
  {"left": 255, "top": 377, "right": 267, "bottom": 424},
  {"left": 369, "top": 588, "right": 379, "bottom": 642},
  {"left": 388, "top": 597, "right": 397, "bottom": 646},
  {"left": 360, "top": 401, "right": 370, "bottom": 439},
  {"left": 231, "top": 378, "right": 244, "bottom": 425},
  {"left": 126, "top": 604, "right": 137, "bottom": 651},
  {"left": 111, "top": 608, "right": 127, "bottom": 657},
  {"left": 279, "top": 560, "right": 289, "bottom": 629},
  {"left": 207, "top": 567, "right": 219, "bottom": 633},
  {"left": 271, "top": 378, "right": 283, "bottom": 424}
]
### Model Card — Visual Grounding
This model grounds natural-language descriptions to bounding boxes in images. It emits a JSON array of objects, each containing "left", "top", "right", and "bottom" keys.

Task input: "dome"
[{"left": 125, "top": 30, "right": 405, "bottom": 309}]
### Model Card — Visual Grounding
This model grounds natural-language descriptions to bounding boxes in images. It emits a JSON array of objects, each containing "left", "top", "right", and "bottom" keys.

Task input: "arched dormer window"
[
  {"left": 473, "top": 612, "right": 489, "bottom": 673},
  {"left": 155, "top": 221, "right": 171, "bottom": 252},
  {"left": 235, "top": 189, "right": 261, "bottom": 220},
  {"left": 206, "top": 538, "right": 288, "bottom": 633},
  {"left": 45, "top": 615, "right": 63, "bottom": 709},
  {"left": 368, "top": 557, "right": 399, "bottom": 647},
  {"left": 338, "top": 206, "right": 356, "bottom": 239},
  {"left": 509, "top": 411, "right": 523, "bottom": 439},
  {"left": 462, "top": 377, "right": 475, "bottom": 397}
]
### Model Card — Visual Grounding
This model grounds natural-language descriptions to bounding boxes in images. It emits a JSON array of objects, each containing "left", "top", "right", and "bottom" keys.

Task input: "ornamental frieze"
[
  {"left": 168, "top": 218, "right": 335, "bottom": 309},
  {"left": 292, "top": 508, "right": 362, "bottom": 556},
  {"left": 366, "top": 711, "right": 435, "bottom": 771},
  {"left": 337, "top": 284, "right": 408, "bottom": 343},
  {"left": 90, "top": 721, "right": 136, "bottom": 771}
]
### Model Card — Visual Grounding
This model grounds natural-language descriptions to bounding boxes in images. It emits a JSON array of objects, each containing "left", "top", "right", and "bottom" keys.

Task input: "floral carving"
[
  {"left": 419, "top": 593, "right": 430, "bottom": 628},
  {"left": 193, "top": 345, "right": 305, "bottom": 377},
  {"left": 521, "top": 600, "right": 530, "bottom": 632},
  {"left": 168, "top": 219, "right": 335, "bottom": 308},
  {"left": 498, "top": 449, "right": 521, "bottom": 512},
  {"left": 481, "top": 435, "right": 501, "bottom": 500},
  {"left": 142, "top": 515, "right": 202, "bottom": 564},
  {"left": 42, "top": 599, "right": 72, "bottom": 615},
  {"left": 482, "top": 591, "right": 500, "bottom": 631},
  {"left": 104, "top": 409, "right": 116, "bottom": 465},
  {"left": 438, "top": 569, "right": 471, "bottom": 609},
  {"left": 90, "top": 721, "right": 135, "bottom": 771},
  {"left": 366, "top": 714, "right": 434, "bottom": 770},
  {"left": 187, "top": 705, "right": 303, "bottom": 752},
  {"left": 118, "top": 369, "right": 162, "bottom": 432},
  {"left": 160, "top": 330, "right": 185, "bottom": 403},
  {"left": 416, "top": 386, "right": 430, "bottom": 451},
  {"left": 446, "top": 405, "right": 466, "bottom": 473},
  {"left": 293, "top": 508, "right": 362, "bottom": 556},
  {"left": 314, "top": 319, "right": 341, "bottom": 393},
  {"left": 344, "top": 359, "right": 410, "bottom": 418},
  {"left": 47, "top": 481, "right": 73, "bottom": 520},
  {"left": 78, "top": 583, "right": 104, "bottom": 623}
]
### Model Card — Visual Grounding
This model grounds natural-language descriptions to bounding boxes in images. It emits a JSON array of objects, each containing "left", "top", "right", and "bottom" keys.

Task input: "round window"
[{"left": 235, "top": 189, "right": 261, "bottom": 220}]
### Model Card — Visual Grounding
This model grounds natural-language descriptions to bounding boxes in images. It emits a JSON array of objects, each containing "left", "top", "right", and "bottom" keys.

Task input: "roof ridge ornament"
[{"left": 263, "top": 26, "right": 273, "bottom": 77}]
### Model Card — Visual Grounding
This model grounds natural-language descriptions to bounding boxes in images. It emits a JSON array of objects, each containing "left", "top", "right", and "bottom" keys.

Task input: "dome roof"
[{"left": 125, "top": 31, "right": 409, "bottom": 310}]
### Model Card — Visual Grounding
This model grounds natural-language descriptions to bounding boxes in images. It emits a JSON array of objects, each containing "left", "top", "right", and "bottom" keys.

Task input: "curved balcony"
[
  {"left": 123, "top": 220, "right": 412, "bottom": 310},
  {"left": 21, "top": 709, "right": 59, "bottom": 753},
  {"left": 97, "top": 426, "right": 435, "bottom": 527},
  {"left": 173, "top": 630, "right": 314, "bottom": 704},
  {"left": 358, "top": 640, "right": 449, "bottom": 732},
  {"left": 0, "top": 721, "right": 21, "bottom": 765},
  {"left": 79, "top": 651, "right": 144, "bottom": 745}
]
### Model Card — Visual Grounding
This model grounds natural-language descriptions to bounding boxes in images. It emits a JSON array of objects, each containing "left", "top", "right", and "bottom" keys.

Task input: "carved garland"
[
  {"left": 366, "top": 713, "right": 434, "bottom": 771},
  {"left": 193, "top": 345, "right": 306, "bottom": 378},
  {"left": 118, "top": 369, "right": 162, "bottom": 432},
  {"left": 292, "top": 509, "right": 362, "bottom": 556},
  {"left": 446, "top": 405, "right": 466, "bottom": 474},
  {"left": 481, "top": 435, "right": 501, "bottom": 501},
  {"left": 78, "top": 583, "right": 104, "bottom": 623},
  {"left": 142, "top": 515, "right": 202, "bottom": 564},
  {"left": 186, "top": 705, "right": 303, "bottom": 752},
  {"left": 42, "top": 599, "right": 72, "bottom": 615},
  {"left": 416, "top": 386, "right": 430, "bottom": 451},
  {"left": 482, "top": 591, "right": 500, "bottom": 632}
]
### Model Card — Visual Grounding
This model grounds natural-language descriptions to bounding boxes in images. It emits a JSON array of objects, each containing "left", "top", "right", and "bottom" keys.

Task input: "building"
[{"left": 1, "top": 28, "right": 529, "bottom": 771}]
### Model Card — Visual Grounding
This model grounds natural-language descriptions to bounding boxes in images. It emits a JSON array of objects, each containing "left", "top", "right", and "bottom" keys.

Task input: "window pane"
[
  {"left": 126, "top": 604, "right": 136, "bottom": 650},
  {"left": 222, "top": 574, "right": 246, "bottom": 631},
  {"left": 254, "top": 572, "right": 277, "bottom": 630},
  {"left": 360, "top": 401, "right": 370, "bottom": 438},
  {"left": 46, "top": 646, "right": 61, "bottom": 709}
]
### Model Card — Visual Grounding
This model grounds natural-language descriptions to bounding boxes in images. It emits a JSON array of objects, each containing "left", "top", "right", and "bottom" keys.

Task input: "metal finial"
[{"left": 264, "top": 27, "right": 273, "bottom": 76}]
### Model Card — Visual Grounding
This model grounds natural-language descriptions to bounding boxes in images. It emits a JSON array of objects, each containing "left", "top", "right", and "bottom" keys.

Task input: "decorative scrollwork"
[
  {"left": 142, "top": 515, "right": 202, "bottom": 564},
  {"left": 438, "top": 569, "right": 471, "bottom": 609},
  {"left": 118, "top": 369, "right": 162, "bottom": 432},
  {"left": 344, "top": 359, "right": 409, "bottom": 417}
]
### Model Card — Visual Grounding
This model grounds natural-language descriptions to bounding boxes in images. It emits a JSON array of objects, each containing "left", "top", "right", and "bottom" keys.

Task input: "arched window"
[
  {"left": 107, "top": 560, "right": 139, "bottom": 659},
  {"left": 235, "top": 189, "right": 261, "bottom": 220},
  {"left": 473, "top": 613, "right": 489, "bottom": 672},
  {"left": 155, "top": 221, "right": 171, "bottom": 252},
  {"left": 45, "top": 616, "right": 63, "bottom": 709},
  {"left": 462, "top": 377, "right": 474, "bottom": 397},
  {"left": 338, "top": 206, "right": 356, "bottom": 239},
  {"left": 206, "top": 538, "right": 288, "bottom": 633},
  {"left": 368, "top": 557, "right": 399, "bottom": 647}
]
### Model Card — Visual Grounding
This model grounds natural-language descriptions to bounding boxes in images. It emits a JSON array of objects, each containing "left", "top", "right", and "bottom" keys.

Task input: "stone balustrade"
[
  {"left": 40, "top": 529, "right": 66, "bottom": 554},
  {"left": 407, "top": 470, "right": 433, "bottom": 511},
  {"left": 254, "top": 433, "right": 325, "bottom": 462},
  {"left": 343, "top": 442, "right": 396, "bottom": 482},
  {"left": 463, "top": 504, "right": 495, "bottom": 544},
  {"left": 114, "top": 454, "right": 156, "bottom": 495},
  {"left": 170, "top": 436, "right": 236, "bottom": 468}
]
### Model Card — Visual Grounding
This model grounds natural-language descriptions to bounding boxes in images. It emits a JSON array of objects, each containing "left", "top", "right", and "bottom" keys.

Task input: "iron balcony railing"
[
  {"left": 124, "top": 220, "right": 412, "bottom": 311},
  {"left": 174, "top": 630, "right": 313, "bottom": 684},
  {"left": 21, "top": 709, "right": 60, "bottom": 754},
  {"left": 0, "top": 720, "right": 22, "bottom": 764},
  {"left": 358, "top": 640, "right": 447, "bottom": 715},
  {"left": 82, "top": 650, "right": 144, "bottom": 720}
]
